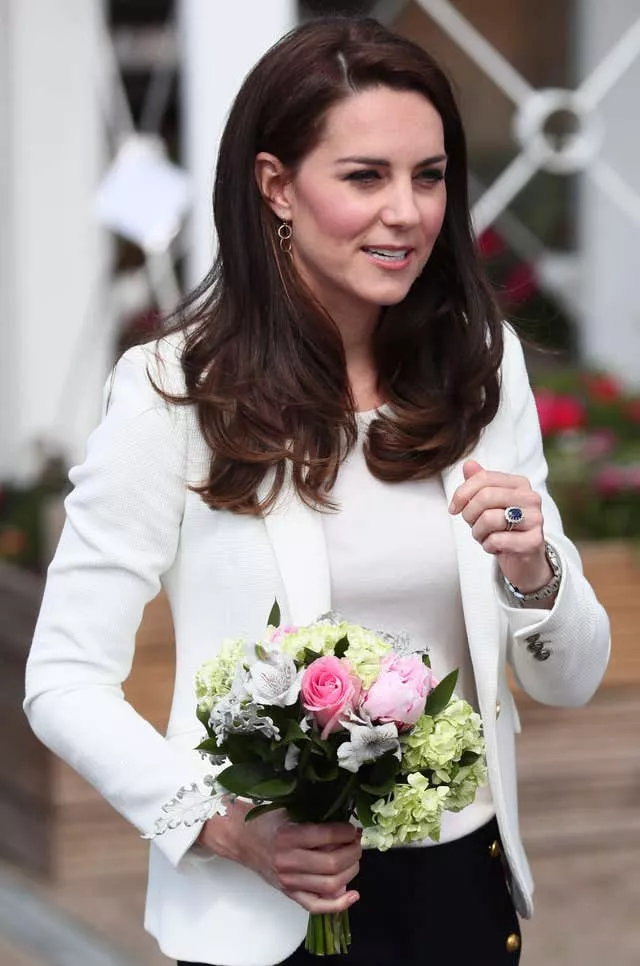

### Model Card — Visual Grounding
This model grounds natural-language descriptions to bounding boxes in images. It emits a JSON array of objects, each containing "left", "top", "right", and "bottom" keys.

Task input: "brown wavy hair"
[{"left": 160, "top": 16, "right": 504, "bottom": 514}]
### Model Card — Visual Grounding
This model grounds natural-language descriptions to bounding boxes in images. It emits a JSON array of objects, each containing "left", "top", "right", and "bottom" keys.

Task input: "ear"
[{"left": 254, "top": 152, "right": 294, "bottom": 221}]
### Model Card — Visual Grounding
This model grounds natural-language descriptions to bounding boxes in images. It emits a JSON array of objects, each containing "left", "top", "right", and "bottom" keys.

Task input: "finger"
[
  {"left": 278, "top": 860, "right": 360, "bottom": 898},
  {"left": 482, "top": 528, "right": 545, "bottom": 556},
  {"left": 288, "top": 889, "right": 360, "bottom": 916},
  {"left": 462, "top": 459, "right": 484, "bottom": 481},
  {"left": 275, "top": 842, "right": 361, "bottom": 876},
  {"left": 280, "top": 822, "right": 360, "bottom": 851},
  {"left": 449, "top": 471, "right": 530, "bottom": 514},
  {"left": 460, "top": 487, "right": 535, "bottom": 527},
  {"left": 471, "top": 507, "right": 543, "bottom": 545}
]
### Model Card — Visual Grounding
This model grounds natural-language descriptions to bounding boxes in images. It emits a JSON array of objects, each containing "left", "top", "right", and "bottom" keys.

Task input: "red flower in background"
[
  {"left": 554, "top": 395, "right": 586, "bottom": 431},
  {"left": 584, "top": 374, "right": 621, "bottom": 403},
  {"left": 478, "top": 227, "right": 505, "bottom": 258},
  {"left": 534, "top": 389, "right": 585, "bottom": 436},
  {"left": 504, "top": 263, "right": 537, "bottom": 305},
  {"left": 534, "top": 389, "right": 558, "bottom": 437}
]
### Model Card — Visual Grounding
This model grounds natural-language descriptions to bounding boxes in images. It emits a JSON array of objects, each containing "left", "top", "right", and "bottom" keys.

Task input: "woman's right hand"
[{"left": 196, "top": 799, "right": 362, "bottom": 914}]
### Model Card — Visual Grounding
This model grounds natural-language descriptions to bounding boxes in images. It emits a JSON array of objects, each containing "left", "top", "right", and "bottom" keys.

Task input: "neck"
[{"left": 334, "top": 314, "right": 384, "bottom": 413}]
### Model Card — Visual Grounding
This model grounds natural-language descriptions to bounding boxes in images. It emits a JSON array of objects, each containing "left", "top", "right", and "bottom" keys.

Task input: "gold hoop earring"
[{"left": 277, "top": 221, "right": 293, "bottom": 254}]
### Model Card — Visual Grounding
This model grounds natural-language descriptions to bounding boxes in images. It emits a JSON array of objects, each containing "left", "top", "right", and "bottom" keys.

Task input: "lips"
[{"left": 362, "top": 246, "right": 413, "bottom": 261}]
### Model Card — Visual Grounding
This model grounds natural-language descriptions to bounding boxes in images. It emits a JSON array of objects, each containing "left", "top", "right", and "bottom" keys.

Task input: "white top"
[{"left": 322, "top": 409, "right": 495, "bottom": 845}]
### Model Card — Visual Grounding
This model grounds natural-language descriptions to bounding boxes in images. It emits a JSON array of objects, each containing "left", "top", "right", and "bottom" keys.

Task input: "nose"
[{"left": 380, "top": 179, "right": 421, "bottom": 229}]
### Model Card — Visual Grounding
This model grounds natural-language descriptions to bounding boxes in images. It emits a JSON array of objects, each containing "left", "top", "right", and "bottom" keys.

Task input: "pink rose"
[
  {"left": 361, "top": 655, "right": 433, "bottom": 730},
  {"left": 301, "top": 656, "right": 361, "bottom": 739}
]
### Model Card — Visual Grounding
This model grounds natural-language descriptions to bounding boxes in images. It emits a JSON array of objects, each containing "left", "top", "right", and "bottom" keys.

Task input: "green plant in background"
[
  {"left": 533, "top": 372, "right": 640, "bottom": 541},
  {"left": 0, "top": 455, "right": 70, "bottom": 572}
]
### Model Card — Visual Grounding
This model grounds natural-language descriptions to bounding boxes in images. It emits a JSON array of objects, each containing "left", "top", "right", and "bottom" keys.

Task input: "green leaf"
[
  {"left": 244, "top": 801, "right": 284, "bottom": 822},
  {"left": 320, "top": 775, "right": 357, "bottom": 821},
  {"left": 281, "top": 719, "right": 310, "bottom": 745},
  {"left": 334, "top": 635, "right": 349, "bottom": 659},
  {"left": 267, "top": 599, "right": 281, "bottom": 628},
  {"left": 310, "top": 734, "right": 333, "bottom": 755},
  {"left": 217, "top": 761, "right": 269, "bottom": 797},
  {"left": 248, "top": 777, "right": 298, "bottom": 799},
  {"left": 422, "top": 653, "right": 431, "bottom": 668},
  {"left": 195, "top": 738, "right": 221, "bottom": 754},
  {"left": 355, "top": 792, "right": 375, "bottom": 827},
  {"left": 425, "top": 669, "right": 459, "bottom": 717},
  {"left": 363, "top": 750, "right": 401, "bottom": 788},
  {"left": 303, "top": 647, "right": 323, "bottom": 665},
  {"left": 359, "top": 777, "right": 397, "bottom": 797},
  {"left": 458, "top": 750, "right": 480, "bottom": 766},
  {"left": 306, "top": 758, "right": 340, "bottom": 783},
  {"left": 223, "top": 734, "right": 266, "bottom": 764}
]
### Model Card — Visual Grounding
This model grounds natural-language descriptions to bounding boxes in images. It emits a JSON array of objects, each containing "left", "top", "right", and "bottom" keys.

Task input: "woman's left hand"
[{"left": 449, "top": 460, "right": 553, "bottom": 594}]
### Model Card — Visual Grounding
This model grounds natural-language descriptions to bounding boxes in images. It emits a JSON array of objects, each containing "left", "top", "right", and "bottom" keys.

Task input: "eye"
[
  {"left": 416, "top": 167, "right": 445, "bottom": 184},
  {"left": 344, "top": 169, "right": 382, "bottom": 184}
]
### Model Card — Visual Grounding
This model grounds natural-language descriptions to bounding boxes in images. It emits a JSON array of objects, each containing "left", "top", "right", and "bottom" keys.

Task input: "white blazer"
[{"left": 24, "top": 326, "right": 610, "bottom": 966}]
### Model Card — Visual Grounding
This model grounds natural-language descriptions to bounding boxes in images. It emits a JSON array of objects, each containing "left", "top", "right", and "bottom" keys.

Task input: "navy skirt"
[{"left": 178, "top": 817, "right": 522, "bottom": 965}]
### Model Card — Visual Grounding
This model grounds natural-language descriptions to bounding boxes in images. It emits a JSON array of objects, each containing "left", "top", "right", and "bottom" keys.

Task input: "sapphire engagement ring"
[{"left": 504, "top": 506, "right": 525, "bottom": 531}]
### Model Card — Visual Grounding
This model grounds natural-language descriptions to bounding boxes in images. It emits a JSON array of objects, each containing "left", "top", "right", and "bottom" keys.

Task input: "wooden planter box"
[
  {"left": 0, "top": 567, "right": 175, "bottom": 883},
  {"left": 579, "top": 540, "right": 640, "bottom": 687}
]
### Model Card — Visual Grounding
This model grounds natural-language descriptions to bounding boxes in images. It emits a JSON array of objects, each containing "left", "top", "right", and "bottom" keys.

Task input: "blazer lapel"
[
  {"left": 259, "top": 446, "right": 501, "bottom": 720},
  {"left": 259, "top": 472, "right": 332, "bottom": 626},
  {"left": 441, "top": 444, "right": 500, "bottom": 721}
]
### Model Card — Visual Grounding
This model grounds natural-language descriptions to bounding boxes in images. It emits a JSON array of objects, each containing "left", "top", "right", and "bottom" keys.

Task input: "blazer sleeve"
[
  {"left": 24, "top": 340, "right": 215, "bottom": 868},
  {"left": 494, "top": 327, "right": 611, "bottom": 706}
]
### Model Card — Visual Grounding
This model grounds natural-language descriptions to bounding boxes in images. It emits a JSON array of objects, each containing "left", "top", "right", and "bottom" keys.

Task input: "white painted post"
[
  {"left": 576, "top": 1, "right": 640, "bottom": 388},
  {"left": 177, "top": 0, "right": 298, "bottom": 290},
  {"left": 0, "top": 0, "right": 111, "bottom": 480}
]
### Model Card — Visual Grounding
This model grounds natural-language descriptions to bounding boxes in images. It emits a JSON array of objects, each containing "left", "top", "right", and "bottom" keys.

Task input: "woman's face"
[{"left": 281, "top": 86, "right": 447, "bottom": 330}]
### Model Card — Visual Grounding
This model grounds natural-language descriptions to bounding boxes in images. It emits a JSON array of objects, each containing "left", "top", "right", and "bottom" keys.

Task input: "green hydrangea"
[
  {"left": 279, "top": 622, "right": 392, "bottom": 687},
  {"left": 279, "top": 624, "right": 346, "bottom": 661},
  {"left": 401, "top": 698, "right": 485, "bottom": 779},
  {"left": 362, "top": 775, "right": 450, "bottom": 850},
  {"left": 446, "top": 757, "right": 489, "bottom": 812},
  {"left": 195, "top": 638, "right": 246, "bottom": 712},
  {"left": 339, "top": 623, "right": 393, "bottom": 688}
]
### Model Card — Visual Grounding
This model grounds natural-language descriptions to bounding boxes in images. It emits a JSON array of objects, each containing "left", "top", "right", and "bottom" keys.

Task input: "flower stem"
[{"left": 305, "top": 912, "right": 351, "bottom": 956}]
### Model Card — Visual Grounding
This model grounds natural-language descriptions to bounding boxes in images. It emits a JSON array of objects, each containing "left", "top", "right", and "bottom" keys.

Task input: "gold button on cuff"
[
  {"left": 506, "top": 933, "right": 521, "bottom": 953},
  {"left": 489, "top": 839, "right": 501, "bottom": 859},
  {"left": 495, "top": 699, "right": 501, "bottom": 718}
]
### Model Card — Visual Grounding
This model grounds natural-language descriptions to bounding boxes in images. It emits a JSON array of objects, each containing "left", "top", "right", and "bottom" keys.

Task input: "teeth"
[{"left": 366, "top": 248, "right": 409, "bottom": 260}]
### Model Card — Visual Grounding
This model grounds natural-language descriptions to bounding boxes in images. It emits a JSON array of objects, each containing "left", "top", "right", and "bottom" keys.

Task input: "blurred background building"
[{"left": 0, "top": 2, "right": 639, "bottom": 965}]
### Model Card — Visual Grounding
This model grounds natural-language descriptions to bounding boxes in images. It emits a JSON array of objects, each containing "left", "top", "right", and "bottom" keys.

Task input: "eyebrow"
[{"left": 335, "top": 154, "right": 448, "bottom": 166}]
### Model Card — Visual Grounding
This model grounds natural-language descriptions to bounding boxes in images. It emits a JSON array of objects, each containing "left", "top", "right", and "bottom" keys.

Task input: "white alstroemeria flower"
[
  {"left": 229, "top": 664, "right": 251, "bottom": 701},
  {"left": 336, "top": 720, "right": 401, "bottom": 774},
  {"left": 284, "top": 744, "right": 301, "bottom": 771},
  {"left": 245, "top": 650, "right": 303, "bottom": 708}
]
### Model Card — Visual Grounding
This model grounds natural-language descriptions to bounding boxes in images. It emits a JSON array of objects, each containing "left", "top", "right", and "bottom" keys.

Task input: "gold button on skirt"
[{"left": 506, "top": 933, "right": 521, "bottom": 953}]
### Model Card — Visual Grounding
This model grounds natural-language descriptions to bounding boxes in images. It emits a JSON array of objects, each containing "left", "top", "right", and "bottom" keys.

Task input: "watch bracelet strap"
[{"left": 502, "top": 542, "right": 562, "bottom": 603}]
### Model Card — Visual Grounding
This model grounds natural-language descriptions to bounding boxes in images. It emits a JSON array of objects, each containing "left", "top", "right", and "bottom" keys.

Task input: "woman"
[{"left": 24, "top": 17, "right": 609, "bottom": 966}]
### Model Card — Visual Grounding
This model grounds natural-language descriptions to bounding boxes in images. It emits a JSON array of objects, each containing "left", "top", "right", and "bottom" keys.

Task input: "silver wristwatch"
[{"left": 503, "top": 542, "right": 562, "bottom": 604}]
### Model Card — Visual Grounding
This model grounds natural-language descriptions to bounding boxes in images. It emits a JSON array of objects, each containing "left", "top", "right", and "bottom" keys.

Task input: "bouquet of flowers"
[{"left": 146, "top": 603, "right": 487, "bottom": 956}]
